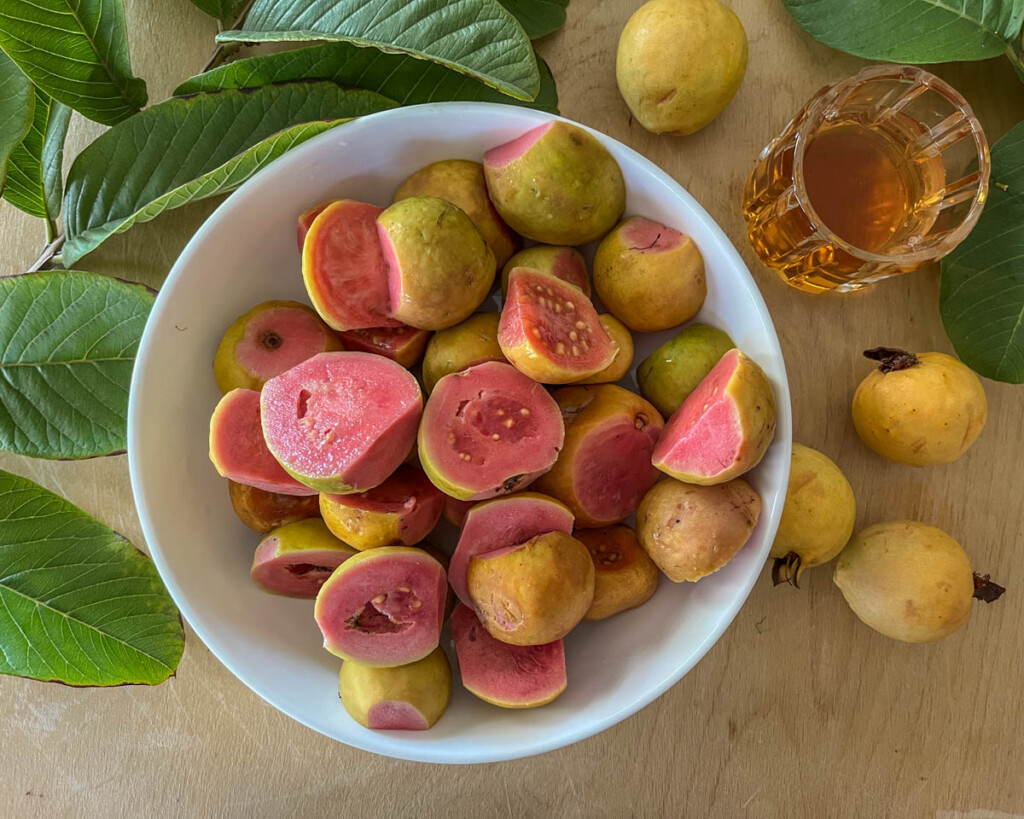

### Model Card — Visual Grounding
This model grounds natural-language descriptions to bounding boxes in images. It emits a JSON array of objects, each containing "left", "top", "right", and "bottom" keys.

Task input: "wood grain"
[{"left": 2, "top": 1, "right": 1023, "bottom": 816}]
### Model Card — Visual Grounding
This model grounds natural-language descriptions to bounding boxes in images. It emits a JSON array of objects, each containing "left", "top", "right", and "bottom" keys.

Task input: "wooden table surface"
[{"left": 2, "top": 2, "right": 1023, "bottom": 816}]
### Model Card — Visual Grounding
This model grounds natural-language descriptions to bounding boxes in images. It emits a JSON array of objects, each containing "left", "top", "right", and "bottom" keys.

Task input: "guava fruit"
[
  {"left": 250, "top": 518, "right": 357, "bottom": 598},
  {"left": 336, "top": 325, "right": 431, "bottom": 369},
  {"left": 851, "top": 348, "right": 987, "bottom": 466},
  {"left": 227, "top": 480, "right": 321, "bottom": 532},
  {"left": 616, "top": 0, "right": 748, "bottom": 135},
  {"left": 261, "top": 352, "right": 422, "bottom": 494},
  {"left": 377, "top": 196, "right": 496, "bottom": 330},
  {"left": 484, "top": 121, "right": 626, "bottom": 245},
  {"left": 500, "top": 245, "right": 590, "bottom": 298},
  {"left": 499, "top": 268, "right": 616, "bottom": 384},
  {"left": 418, "top": 542, "right": 457, "bottom": 621},
  {"left": 314, "top": 546, "right": 446, "bottom": 666},
  {"left": 533, "top": 384, "right": 664, "bottom": 527},
  {"left": 302, "top": 199, "right": 399, "bottom": 331},
  {"left": 449, "top": 491, "right": 574, "bottom": 606},
  {"left": 418, "top": 361, "right": 564, "bottom": 501},
  {"left": 574, "top": 315, "right": 634, "bottom": 385},
  {"left": 451, "top": 604, "right": 567, "bottom": 708},
  {"left": 637, "top": 477, "right": 761, "bottom": 582},
  {"left": 834, "top": 521, "right": 974, "bottom": 642},
  {"left": 297, "top": 200, "right": 334, "bottom": 250},
  {"left": 213, "top": 300, "right": 342, "bottom": 394},
  {"left": 393, "top": 159, "right": 518, "bottom": 267},
  {"left": 209, "top": 389, "right": 316, "bottom": 496},
  {"left": 652, "top": 348, "right": 776, "bottom": 484},
  {"left": 443, "top": 497, "right": 475, "bottom": 528},
  {"left": 421, "top": 312, "right": 506, "bottom": 395},
  {"left": 575, "top": 525, "right": 660, "bottom": 620},
  {"left": 320, "top": 465, "right": 445, "bottom": 551},
  {"left": 593, "top": 216, "right": 706, "bottom": 332},
  {"left": 467, "top": 530, "right": 594, "bottom": 645},
  {"left": 770, "top": 444, "right": 856, "bottom": 587},
  {"left": 339, "top": 647, "right": 451, "bottom": 730},
  {"left": 637, "top": 323, "right": 735, "bottom": 416}
]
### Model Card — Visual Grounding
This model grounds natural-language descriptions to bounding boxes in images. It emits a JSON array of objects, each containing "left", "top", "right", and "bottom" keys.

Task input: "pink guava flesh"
[
  {"left": 622, "top": 217, "right": 684, "bottom": 253},
  {"left": 251, "top": 544, "right": 352, "bottom": 598},
  {"left": 322, "top": 465, "right": 444, "bottom": 544},
  {"left": 572, "top": 419, "right": 662, "bottom": 524},
  {"left": 452, "top": 604, "right": 566, "bottom": 707},
  {"left": 449, "top": 493, "right": 574, "bottom": 606},
  {"left": 235, "top": 306, "right": 333, "bottom": 383},
  {"left": 484, "top": 122, "right": 553, "bottom": 169},
  {"left": 296, "top": 201, "right": 332, "bottom": 250},
  {"left": 209, "top": 389, "right": 316, "bottom": 496},
  {"left": 314, "top": 550, "right": 446, "bottom": 665},
  {"left": 366, "top": 701, "right": 429, "bottom": 730},
  {"left": 261, "top": 352, "right": 422, "bottom": 493},
  {"left": 337, "top": 325, "right": 429, "bottom": 366}
]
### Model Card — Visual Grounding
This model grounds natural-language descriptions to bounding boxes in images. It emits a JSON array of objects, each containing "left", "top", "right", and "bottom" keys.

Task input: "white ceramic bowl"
[{"left": 129, "top": 102, "right": 791, "bottom": 764}]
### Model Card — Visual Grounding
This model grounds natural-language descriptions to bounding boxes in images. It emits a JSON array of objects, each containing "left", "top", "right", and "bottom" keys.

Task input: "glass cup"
[{"left": 742, "top": 65, "right": 990, "bottom": 292}]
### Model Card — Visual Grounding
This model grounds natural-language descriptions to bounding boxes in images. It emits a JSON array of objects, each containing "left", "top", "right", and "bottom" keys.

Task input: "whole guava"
[
  {"left": 421, "top": 312, "right": 505, "bottom": 395},
  {"left": 637, "top": 323, "right": 734, "bottom": 416}
]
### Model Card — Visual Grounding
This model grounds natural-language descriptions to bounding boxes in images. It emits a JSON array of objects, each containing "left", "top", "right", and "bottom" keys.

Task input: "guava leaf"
[
  {"left": 175, "top": 41, "right": 558, "bottom": 113},
  {"left": 188, "top": 0, "right": 249, "bottom": 24},
  {"left": 0, "top": 468, "right": 183, "bottom": 686},
  {"left": 781, "top": 0, "right": 1024, "bottom": 63},
  {"left": 0, "top": 48, "right": 33, "bottom": 195},
  {"left": 0, "top": 0, "right": 147, "bottom": 126},
  {"left": 498, "top": 0, "right": 569, "bottom": 39},
  {"left": 217, "top": 0, "right": 540, "bottom": 102},
  {"left": 940, "top": 122, "right": 1024, "bottom": 383},
  {"left": 62, "top": 82, "right": 397, "bottom": 266},
  {"left": 2, "top": 87, "right": 72, "bottom": 221},
  {"left": 0, "top": 271, "right": 153, "bottom": 459}
]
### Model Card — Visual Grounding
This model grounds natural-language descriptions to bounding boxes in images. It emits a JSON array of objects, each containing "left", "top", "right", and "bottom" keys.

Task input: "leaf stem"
[
  {"left": 1006, "top": 42, "right": 1024, "bottom": 77},
  {"left": 28, "top": 232, "right": 66, "bottom": 273},
  {"left": 44, "top": 216, "right": 57, "bottom": 245},
  {"left": 201, "top": 0, "right": 257, "bottom": 73}
]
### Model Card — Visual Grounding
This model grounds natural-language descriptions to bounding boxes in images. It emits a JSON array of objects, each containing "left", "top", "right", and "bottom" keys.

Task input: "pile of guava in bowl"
[{"left": 207, "top": 120, "right": 777, "bottom": 731}]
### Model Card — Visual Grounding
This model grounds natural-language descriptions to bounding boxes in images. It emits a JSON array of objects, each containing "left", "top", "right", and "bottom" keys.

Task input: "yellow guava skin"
[
  {"left": 499, "top": 245, "right": 591, "bottom": 298},
  {"left": 616, "top": 0, "right": 749, "bottom": 135},
  {"left": 637, "top": 323, "right": 734, "bottom": 416},
  {"left": 319, "top": 493, "right": 402, "bottom": 551},
  {"left": 852, "top": 352, "right": 987, "bottom": 466},
  {"left": 574, "top": 315, "right": 634, "bottom": 385},
  {"left": 339, "top": 646, "right": 451, "bottom": 730},
  {"left": 833, "top": 521, "right": 974, "bottom": 643},
  {"left": 421, "top": 312, "right": 506, "bottom": 395},
  {"left": 575, "top": 526, "right": 660, "bottom": 620}
]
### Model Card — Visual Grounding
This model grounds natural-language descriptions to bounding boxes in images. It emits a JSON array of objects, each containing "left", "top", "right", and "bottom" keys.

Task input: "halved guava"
[
  {"left": 533, "top": 384, "right": 664, "bottom": 527},
  {"left": 448, "top": 491, "right": 573, "bottom": 606},
  {"left": 575, "top": 525, "right": 660, "bottom": 620},
  {"left": 417, "top": 361, "right": 564, "bottom": 501},
  {"left": 209, "top": 389, "right": 316, "bottom": 496},
  {"left": 451, "top": 604, "right": 566, "bottom": 709},
  {"left": 320, "top": 464, "right": 445, "bottom": 550},
  {"left": 500, "top": 245, "right": 590, "bottom": 298},
  {"left": 652, "top": 348, "right": 777, "bottom": 485},
  {"left": 296, "top": 200, "right": 334, "bottom": 250},
  {"left": 314, "top": 546, "right": 446, "bottom": 667},
  {"left": 498, "top": 268, "right": 615, "bottom": 384},
  {"left": 227, "top": 480, "right": 320, "bottom": 532},
  {"left": 302, "top": 199, "right": 400, "bottom": 331},
  {"left": 250, "top": 518, "right": 357, "bottom": 598},
  {"left": 339, "top": 646, "right": 451, "bottom": 730},
  {"left": 337, "top": 325, "right": 431, "bottom": 369},
  {"left": 261, "top": 352, "right": 422, "bottom": 494}
]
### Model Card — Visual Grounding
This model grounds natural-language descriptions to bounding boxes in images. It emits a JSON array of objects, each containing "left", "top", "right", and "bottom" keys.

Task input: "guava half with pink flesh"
[
  {"left": 652, "top": 348, "right": 777, "bottom": 485},
  {"left": 417, "top": 361, "right": 564, "bottom": 501},
  {"left": 296, "top": 200, "right": 334, "bottom": 250},
  {"left": 314, "top": 546, "right": 446, "bottom": 667},
  {"left": 209, "top": 389, "right": 316, "bottom": 496},
  {"left": 448, "top": 491, "right": 574, "bottom": 606},
  {"left": 302, "top": 199, "right": 400, "bottom": 331},
  {"left": 337, "top": 324, "right": 431, "bottom": 369},
  {"left": 261, "top": 352, "right": 422, "bottom": 494},
  {"left": 250, "top": 518, "right": 357, "bottom": 598},
  {"left": 452, "top": 604, "right": 566, "bottom": 708}
]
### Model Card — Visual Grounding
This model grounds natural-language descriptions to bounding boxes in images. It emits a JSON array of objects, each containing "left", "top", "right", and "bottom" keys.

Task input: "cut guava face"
[
  {"left": 261, "top": 352, "right": 422, "bottom": 494},
  {"left": 448, "top": 491, "right": 574, "bottom": 606},
  {"left": 209, "top": 389, "right": 316, "bottom": 496},
  {"left": 302, "top": 199, "right": 400, "bottom": 331},
  {"left": 452, "top": 604, "right": 567, "bottom": 709},
  {"left": 652, "top": 348, "right": 777, "bottom": 484},
  {"left": 296, "top": 200, "right": 334, "bottom": 250},
  {"left": 250, "top": 518, "right": 357, "bottom": 598},
  {"left": 339, "top": 646, "right": 451, "bottom": 730},
  {"left": 499, "top": 268, "right": 615, "bottom": 384},
  {"left": 337, "top": 325, "right": 431, "bottom": 369},
  {"left": 227, "top": 480, "right": 321, "bottom": 532},
  {"left": 417, "top": 361, "right": 564, "bottom": 501},
  {"left": 314, "top": 546, "right": 447, "bottom": 667},
  {"left": 500, "top": 245, "right": 590, "bottom": 298}
]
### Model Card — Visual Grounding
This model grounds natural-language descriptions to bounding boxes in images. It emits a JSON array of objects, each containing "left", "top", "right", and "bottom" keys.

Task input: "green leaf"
[
  {"left": 782, "top": 0, "right": 1024, "bottom": 63},
  {"left": 2, "top": 87, "right": 72, "bottom": 222},
  {"left": 0, "top": 271, "right": 154, "bottom": 459},
  {"left": 0, "top": 0, "right": 147, "bottom": 126},
  {"left": 189, "top": 0, "right": 248, "bottom": 24},
  {"left": 940, "top": 123, "right": 1024, "bottom": 383},
  {"left": 0, "top": 48, "right": 33, "bottom": 195},
  {"left": 498, "top": 0, "right": 569, "bottom": 39},
  {"left": 0, "top": 468, "right": 183, "bottom": 686},
  {"left": 63, "top": 82, "right": 397, "bottom": 265},
  {"left": 217, "top": 0, "right": 540, "bottom": 102},
  {"left": 174, "top": 41, "right": 559, "bottom": 113}
]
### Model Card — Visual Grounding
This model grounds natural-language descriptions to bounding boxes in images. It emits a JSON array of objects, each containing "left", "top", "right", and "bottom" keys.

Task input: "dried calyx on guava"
[
  {"left": 339, "top": 646, "right": 451, "bottom": 731},
  {"left": 421, "top": 312, "right": 506, "bottom": 396},
  {"left": 250, "top": 518, "right": 357, "bottom": 598},
  {"left": 500, "top": 245, "right": 590, "bottom": 298},
  {"left": 575, "top": 525, "right": 660, "bottom": 620},
  {"left": 337, "top": 325, "right": 431, "bottom": 369},
  {"left": 228, "top": 480, "right": 321, "bottom": 533},
  {"left": 637, "top": 323, "right": 735, "bottom": 417}
]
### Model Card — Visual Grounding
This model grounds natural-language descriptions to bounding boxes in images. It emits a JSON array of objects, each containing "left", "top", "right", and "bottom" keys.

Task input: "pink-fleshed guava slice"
[
  {"left": 652, "top": 348, "right": 777, "bottom": 485},
  {"left": 337, "top": 325, "right": 431, "bottom": 369},
  {"left": 261, "top": 351, "right": 422, "bottom": 494},
  {"left": 451, "top": 604, "right": 566, "bottom": 708},
  {"left": 314, "top": 546, "right": 446, "bottom": 667},
  {"left": 209, "top": 389, "right": 316, "bottom": 496},
  {"left": 296, "top": 200, "right": 334, "bottom": 250},
  {"left": 250, "top": 519, "right": 357, "bottom": 598},
  {"left": 448, "top": 491, "right": 574, "bottom": 606},
  {"left": 302, "top": 200, "right": 400, "bottom": 331},
  {"left": 417, "top": 361, "right": 565, "bottom": 501},
  {"left": 484, "top": 122, "right": 552, "bottom": 169}
]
